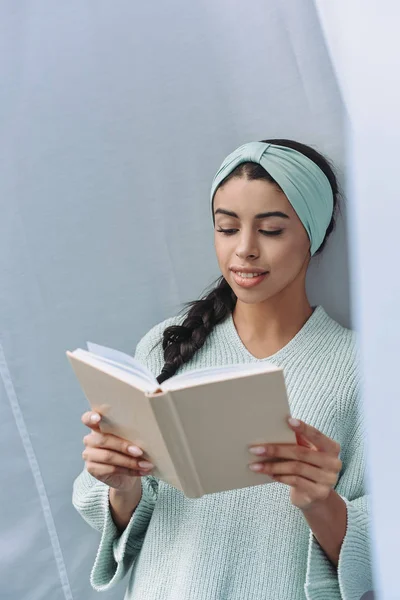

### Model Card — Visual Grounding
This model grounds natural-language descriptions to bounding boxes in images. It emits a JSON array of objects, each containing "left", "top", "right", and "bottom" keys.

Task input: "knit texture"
[{"left": 72, "top": 306, "right": 373, "bottom": 599}]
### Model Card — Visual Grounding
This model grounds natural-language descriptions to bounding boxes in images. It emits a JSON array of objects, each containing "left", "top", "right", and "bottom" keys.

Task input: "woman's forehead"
[{"left": 213, "top": 178, "right": 292, "bottom": 215}]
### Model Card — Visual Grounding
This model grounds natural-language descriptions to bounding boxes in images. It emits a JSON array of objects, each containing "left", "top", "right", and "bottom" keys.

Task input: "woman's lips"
[{"left": 231, "top": 271, "right": 269, "bottom": 288}]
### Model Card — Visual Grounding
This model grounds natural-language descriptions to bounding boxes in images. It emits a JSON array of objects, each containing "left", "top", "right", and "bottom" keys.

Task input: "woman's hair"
[{"left": 156, "top": 138, "right": 341, "bottom": 384}]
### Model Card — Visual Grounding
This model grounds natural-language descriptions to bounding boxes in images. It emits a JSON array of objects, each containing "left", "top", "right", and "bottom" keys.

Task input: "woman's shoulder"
[
  {"left": 135, "top": 314, "right": 184, "bottom": 351},
  {"left": 319, "top": 309, "right": 363, "bottom": 422},
  {"left": 319, "top": 307, "right": 359, "bottom": 361},
  {"left": 134, "top": 313, "right": 185, "bottom": 376},
  {"left": 308, "top": 306, "right": 359, "bottom": 396}
]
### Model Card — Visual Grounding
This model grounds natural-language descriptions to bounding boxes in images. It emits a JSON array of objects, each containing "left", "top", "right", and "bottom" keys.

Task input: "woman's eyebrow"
[{"left": 214, "top": 208, "right": 290, "bottom": 219}]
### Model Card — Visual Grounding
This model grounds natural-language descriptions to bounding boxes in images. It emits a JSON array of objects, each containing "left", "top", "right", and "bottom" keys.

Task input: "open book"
[{"left": 67, "top": 342, "right": 296, "bottom": 498}]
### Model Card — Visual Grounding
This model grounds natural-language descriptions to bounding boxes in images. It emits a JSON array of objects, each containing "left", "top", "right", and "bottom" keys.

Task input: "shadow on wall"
[{"left": 361, "top": 592, "right": 375, "bottom": 599}]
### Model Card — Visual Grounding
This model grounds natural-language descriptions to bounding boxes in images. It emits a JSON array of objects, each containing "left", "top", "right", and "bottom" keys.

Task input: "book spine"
[{"left": 161, "top": 391, "right": 203, "bottom": 498}]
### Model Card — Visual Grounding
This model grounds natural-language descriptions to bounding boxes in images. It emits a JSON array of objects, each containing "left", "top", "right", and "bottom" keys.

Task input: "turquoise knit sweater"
[{"left": 72, "top": 306, "right": 373, "bottom": 599}]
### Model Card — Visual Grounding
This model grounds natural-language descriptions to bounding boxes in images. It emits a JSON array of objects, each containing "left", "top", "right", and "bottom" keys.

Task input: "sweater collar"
[{"left": 222, "top": 305, "right": 330, "bottom": 363}]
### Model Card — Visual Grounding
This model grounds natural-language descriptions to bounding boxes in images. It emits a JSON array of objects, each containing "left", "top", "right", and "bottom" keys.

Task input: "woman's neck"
[{"left": 232, "top": 296, "right": 314, "bottom": 359}]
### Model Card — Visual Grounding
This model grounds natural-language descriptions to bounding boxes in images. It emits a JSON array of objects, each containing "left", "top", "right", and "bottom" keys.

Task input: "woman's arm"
[
  {"left": 301, "top": 489, "right": 347, "bottom": 567},
  {"left": 109, "top": 478, "right": 143, "bottom": 532}
]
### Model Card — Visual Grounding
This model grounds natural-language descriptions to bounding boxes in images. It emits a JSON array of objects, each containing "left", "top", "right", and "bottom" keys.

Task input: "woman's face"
[{"left": 213, "top": 177, "right": 311, "bottom": 305}]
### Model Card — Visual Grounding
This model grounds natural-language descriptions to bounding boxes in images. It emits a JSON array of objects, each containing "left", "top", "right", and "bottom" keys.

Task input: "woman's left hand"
[{"left": 248, "top": 418, "right": 342, "bottom": 511}]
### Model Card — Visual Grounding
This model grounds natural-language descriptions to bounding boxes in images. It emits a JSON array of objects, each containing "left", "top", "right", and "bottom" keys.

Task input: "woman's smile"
[{"left": 231, "top": 270, "right": 269, "bottom": 288}]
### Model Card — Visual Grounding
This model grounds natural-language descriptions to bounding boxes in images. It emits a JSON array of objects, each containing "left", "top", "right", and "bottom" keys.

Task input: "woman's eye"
[
  {"left": 259, "top": 229, "right": 283, "bottom": 236},
  {"left": 216, "top": 228, "right": 283, "bottom": 236},
  {"left": 216, "top": 228, "right": 238, "bottom": 235}
]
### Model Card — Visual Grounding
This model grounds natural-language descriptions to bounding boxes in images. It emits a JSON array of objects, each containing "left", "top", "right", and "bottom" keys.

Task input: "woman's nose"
[{"left": 235, "top": 234, "right": 259, "bottom": 260}]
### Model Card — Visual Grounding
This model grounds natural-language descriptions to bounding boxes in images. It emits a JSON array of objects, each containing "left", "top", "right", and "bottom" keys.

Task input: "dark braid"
[
  {"left": 157, "top": 138, "right": 341, "bottom": 383},
  {"left": 156, "top": 277, "right": 236, "bottom": 384}
]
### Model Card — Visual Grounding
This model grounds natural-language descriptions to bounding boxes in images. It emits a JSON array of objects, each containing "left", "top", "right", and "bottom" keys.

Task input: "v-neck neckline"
[{"left": 223, "top": 305, "right": 326, "bottom": 363}]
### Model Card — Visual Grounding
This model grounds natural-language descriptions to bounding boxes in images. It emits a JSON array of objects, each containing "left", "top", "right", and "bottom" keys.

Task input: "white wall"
[{"left": 315, "top": 2, "right": 400, "bottom": 598}]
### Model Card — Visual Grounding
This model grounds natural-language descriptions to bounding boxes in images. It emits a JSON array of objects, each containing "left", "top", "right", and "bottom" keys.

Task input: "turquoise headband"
[{"left": 210, "top": 141, "right": 334, "bottom": 256}]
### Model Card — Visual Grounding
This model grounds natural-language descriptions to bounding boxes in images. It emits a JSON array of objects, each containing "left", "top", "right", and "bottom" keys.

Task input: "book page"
[
  {"left": 85, "top": 342, "right": 157, "bottom": 387},
  {"left": 72, "top": 349, "right": 157, "bottom": 392},
  {"left": 160, "top": 361, "right": 280, "bottom": 392}
]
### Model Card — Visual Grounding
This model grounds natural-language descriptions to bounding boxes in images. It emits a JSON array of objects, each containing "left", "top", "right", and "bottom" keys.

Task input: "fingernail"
[
  {"left": 249, "top": 463, "right": 264, "bottom": 472},
  {"left": 289, "top": 417, "right": 300, "bottom": 427},
  {"left": 249, "top": 446, "right": 266, "bottom": 455},
  {"left": 128, "top": 446, "right": 143, "bottom": 457},
  {"left": 138, "top": 460, "right": 153, "bottom": 469},
  {"left": 90, "top": 414, "right": 101, "bottom": 423}
]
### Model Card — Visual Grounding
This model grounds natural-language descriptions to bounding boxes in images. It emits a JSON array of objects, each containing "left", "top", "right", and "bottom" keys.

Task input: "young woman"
[{"left": 73, "top": 139, "right": 373, "bottom": 599}]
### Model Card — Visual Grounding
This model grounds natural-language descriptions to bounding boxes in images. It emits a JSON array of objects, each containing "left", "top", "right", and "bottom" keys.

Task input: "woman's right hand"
[{"left": 81, "top": 411, "right": 154, "bottom": 492}]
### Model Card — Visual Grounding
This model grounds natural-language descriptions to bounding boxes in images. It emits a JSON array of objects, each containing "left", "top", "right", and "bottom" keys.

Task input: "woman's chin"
[{"left": 233, "top": 285, "right": 274, "bottom": 305}]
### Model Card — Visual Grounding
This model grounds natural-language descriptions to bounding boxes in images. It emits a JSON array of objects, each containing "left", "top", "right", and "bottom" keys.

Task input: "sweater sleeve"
[
  {"left": 72, "top": 317, "right": 176, "bottom": 591},
  {"left": 304, "top": 383, "right": 374, "bottom": 600},
  {"left": 72, "top": 468, "right": 158, "bottom": 591}
]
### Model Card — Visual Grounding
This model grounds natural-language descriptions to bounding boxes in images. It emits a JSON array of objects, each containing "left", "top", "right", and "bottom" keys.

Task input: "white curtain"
[{"left": 1, "top": 0, "right": 385, "bottom": 598}]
